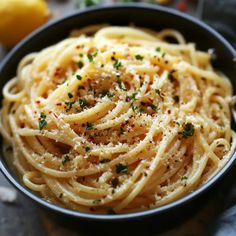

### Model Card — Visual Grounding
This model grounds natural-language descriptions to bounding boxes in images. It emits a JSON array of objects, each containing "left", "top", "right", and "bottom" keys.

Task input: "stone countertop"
[{"left": 0, "top": 1, "right": 232, "bottom": 235}]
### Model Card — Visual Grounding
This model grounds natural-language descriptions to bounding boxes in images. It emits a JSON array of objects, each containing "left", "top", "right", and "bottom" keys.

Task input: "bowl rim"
[{"left": 0, "top": 3, "right": 236, "bottom": 221}]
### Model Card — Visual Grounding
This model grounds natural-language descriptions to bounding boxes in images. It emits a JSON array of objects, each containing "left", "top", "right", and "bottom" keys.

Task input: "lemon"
[{"left": 0, "top": 0, "right": 50, "bottom": 46}]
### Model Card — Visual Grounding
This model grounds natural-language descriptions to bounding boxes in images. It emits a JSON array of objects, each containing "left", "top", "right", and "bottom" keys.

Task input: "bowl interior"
[{"left": 0, "top": 4, "right": 236, "bottom": 220}]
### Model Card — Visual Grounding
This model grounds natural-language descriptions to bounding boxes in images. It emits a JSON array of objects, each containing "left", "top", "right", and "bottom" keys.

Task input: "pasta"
[{"left": 0, "top": 26, "right": 235, "bottom": 214}]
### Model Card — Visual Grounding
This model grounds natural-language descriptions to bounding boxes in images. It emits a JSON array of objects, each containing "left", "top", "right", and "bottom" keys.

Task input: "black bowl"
[{"left": 0, "top": 3, "right": 236, "bottom": 222}]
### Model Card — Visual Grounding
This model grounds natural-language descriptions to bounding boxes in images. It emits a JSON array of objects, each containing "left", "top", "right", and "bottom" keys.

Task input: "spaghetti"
[{"left": 1, "top": 26, "right": 235, "bottom": 214}]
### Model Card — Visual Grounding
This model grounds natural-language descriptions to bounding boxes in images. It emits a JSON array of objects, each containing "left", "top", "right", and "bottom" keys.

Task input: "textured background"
[{"left": 0, "top": 0, "right": 236, "bottom": 235}]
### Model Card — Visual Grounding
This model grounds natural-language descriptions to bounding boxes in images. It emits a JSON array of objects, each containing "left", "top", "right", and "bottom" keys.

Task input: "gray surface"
[{"left": 0, "top": 1, "right": 215, "bottom": 235}]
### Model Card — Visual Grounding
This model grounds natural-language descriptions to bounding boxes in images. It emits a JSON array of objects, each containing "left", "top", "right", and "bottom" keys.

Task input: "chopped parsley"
[
  {"left": 85, "top": 146, "right": 91, "bottom": 152},
  {"left": 150, "top": 104, "right": 157, "bottom": 111},
  {"left": 65, "top": 101, "right": 75, "bottom": 112},
  {"left": 79, "top": 53, "right": 83, "bottom": 57},
  {"left": 120, "top": 127, "right": 125, "bottom": 134},
  {"left": 77, "top": 61, "right": 84, "bottom": 69},
  {"left": 93, "top": 199, "right": 101, "bottom": 204},
  {"left": 87, "top": 51, "right": 98, "bottom": 62},
  {"left": 101, "top": 90, "right": 114, "bottom": 98},
  {"left": 116, "top": 163, "right": 128, "bottom": 174},
  {"left": 62, "top": 155, "right": 70, "bottom": 165},
  {"left": 107, "top": 208, "right": 116, "bottom": 215},
  {"left": 113, "top": 59, "right": 122, "bottom": 70},
  {"left": 117, "top": 77, "right": 127, "bottom": 91},
  {"left": 168, "top": 72, "right": 177, "bottom": 82},
  {"left": 181, "top": 123, "right": 195, "bottom": 138},
  {"left": 39, "top": 112, "right": 47, "bottom": 130},
  {"left": 174, "top": 95, "right": 179, "bottom": 103},
  {"left": 156, "top": 47, "right": 161, "bottom": 52},
  {"left": 85, "top": 0, "right": 100, "bottom": 6},
  {"left": 78, "top": 85, "right": 85, "bottom": 90},
  {"left": 86, "top": 122, "right": 93, "bottom": 130},
  {"left": 78, "top": 99, "right": 87, "bottom": 109},
  {"left": 100, "top": 159, "right": 111, "bottom": 164},
  {"left": 68, "top": 92, "right": 73, "bottom": 99},
  {"left": 181, "top": 176, "right": 188, "bottom": 181},
  {"left": 162, "top": 52, "right": 166, "bottom": 58},
  {"left": 59, "top": 193, "right": 63, "bottom": 198},
  {"left": 76, "top": 74, "right": 82, "bottom": 80},
  {"left": 131, "top": 103, "right": 138, "bottom": 112},
  {"left": 135, "top": 54, "right": 144, "bottom": 60},
  {"left": 129, "top": 92, "right": 138, "bottom": 101},
  {"left": 155, "top": 89, "right": 164, "bottom": 101},
  {"left": 111, "top": 177, "right": 119, "bottom": 188}
]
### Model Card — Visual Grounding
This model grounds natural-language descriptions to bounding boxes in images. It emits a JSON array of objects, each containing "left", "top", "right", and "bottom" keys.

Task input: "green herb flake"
[
  {"left": 65, "top": 101, "right": 75, "bottom": 112},
  {"left": 62, "top": 155, "right": 70, "bottom": 165},
  {"left": 111, "top": 177, "right": 119, "bottom": 188},
  {"left": 150, "top": 104, "right": 157, "bottom": 111},
  {"left": 76, "top": 74, "right": 82, "bottom": 80},
  {"left": 135, "top": 54, "right": 144, "bottom": 60},
  {"left": 181, "top": 123, "right": 195, "bottom": 138},
  {"left": 77, "top": 61, "right": 84, "bottom": 69},
  {"left": 120, "top": 127, "right": 125, "bottom": 134},
  {"left": 87, "top": 51, "right": 98, "bottom": 62},
  {"left": 59, "top": 193, "right": 63, "bottom": 198},
  {"left": 116, "top": 163, "right": 128, "bottom": 174},
  {"left": 162, "top": 52, "right": 166, "bottom": 58},
  {"left": 168, "top": 72, "right": 177, "bottom": 82},
  {"left": 85, "top": 146, "right": 91, "bottom": 152},
  {"left": 78, "top": 99, "right": 87, "bottom": 109},
  {"left": 107, "top": 208, "right": 116, "bottom": 215},
  {"left": 113, "top": 59, "right": 122, "bottom": 70},
  {"left": 174, "top": 95, "right": 179, "bottom": 103},
  {"left": 129, "top": 92, "right": 138, "bottom": 101},
  {"left": 39, "top": 112, "right": 47, "bottom": 130},
  {"left": 79, "top": 53, "right": 83, "bottom": 57},
  {"left": 68, "top": 92, "right": 73, "bottom": 99},
  {"left": 117, "top": 77, "right": 127, "bottom": 91},
  {"left": 181, "top": 176, "right": 188, "bottom": 181},
  {"left": 156, "top": 47, "right": 161, "bottom": 52},
  {"left": 101, "top": 90, "right": 114, "bottom": 98},
  {"left": 155, "top": 89, "right": 164, "bottom": 101},
  {"left": 93, "top": 199, "right": 101, "bottom": 204},
  {"left": 86, "top": 122, "right": 93, "bottom": 130},
  {"left": 131, "top": 103, "right": 138, "bottom": 112},
  {"left": 100, "top": 159, "right": 111, "bottom": 164}
]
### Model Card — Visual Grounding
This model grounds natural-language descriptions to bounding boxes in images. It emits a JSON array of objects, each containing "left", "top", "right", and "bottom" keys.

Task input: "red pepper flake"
[
  {"left": 35, "top": 100, "right": 41, "bottom": 104},
  {"left": 167, "top": 109, "right": 171, "bottom": 114},
  {"left": 56, "top": 102, "right": 62, "bottom": 106},
  {"left": 176, "top": 0, "right": 188, "bottom": 12},
  {"left": 76, "top": 45, "right": 81, "bottom": 49}
]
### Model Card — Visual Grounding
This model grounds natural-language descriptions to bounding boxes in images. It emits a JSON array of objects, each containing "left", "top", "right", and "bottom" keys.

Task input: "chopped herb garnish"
[
  {"left": 101, "top": 90, "right": 114, "bottom": 98},
  {"left": 155, "top": 89, "right": 164, "bottom": 101},
  {"left": 78, "top": 99, "right": 87, "bottom": 109},
  {"left": 174, "top": 95, "right": 179, "bottom": 103},
  {"left": 65, "top": 101, "right": 75, "bottom": 112},
  {"left": 181, "top": 123, "right": 195, "bottom": 138},
  {"left": 59, "top": 193, "right": 63, "bottom": 198},
  {"left": 181, "top": 176, "right": 188, "bottom": 181},
  {"left": 131, "top": 103, "right": 138, "bottom": 112},
  {"left": 60, "top": 80, "right": 66, "bottom": 84},
  {"left": 100, "top": 159, "right": 111, "bottom": 164},
  {"left": 113, "top": 59, "right": 122, "bottom": 70},
  {"left": 39, "top": 112, "right": 47, "bottom": 130},
  {"left": 79, "top": 53, "right": 83, "bottom": 57},
  {"left": 93, "top": 199, "right": 101, "bottom": 204},
  {"left": 87, "top": 51, "right": 98, "bottom": 62},
  {"left": 107, "top": 208, "right": 116, "bottom": 215},
  {"left": 168, "top": 72, "right": 177, "bottom": 82},
  {"left": 135, "top": 54, "right": 144, "bottom": 60},
  {"left": 129, "top": 92, "right": 138, "bottom": 101},
  {"left": 76, "top": 74, "right": 82, "bottom": 80},
  {"left": 156, "top": 47, "right": 161, "bottom": 52},
  {"left": 150, "top": 104, "right": 157, "bottom": 111},
  {"left": 78, "top": 85, "right": 85, "bottom": 90},
  {"left": 68, "top": 92, "right": 73, "bottom": 99},
  {"left": 120, "top": 127, "right": 125, "bottom": 134},
  {"left": 162, "top": 52, "right": 166, "bottom": 58},
  {"left": 111, "top": 177, "right": 119, "bottom": 188},
  {"left": 85, "top": 146, "right": 91, "bottom": 152},
  {"left": 86, "top": 122, "right": 93, "bottom": 130},
  {"left": 117, "top": 77, "right": 127, "bottom": 91},
  {"left": 62, "top": 155, "right": 70, "bottom": 165},
  {"left": 77, "top": 61, "right": 84, "bottom": 69},
  {"left": 116, "top": 163, "right": 128, "bottom": 174},
  {"left": 85, "top": 0, "right": 99, "bottom": 6}
]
